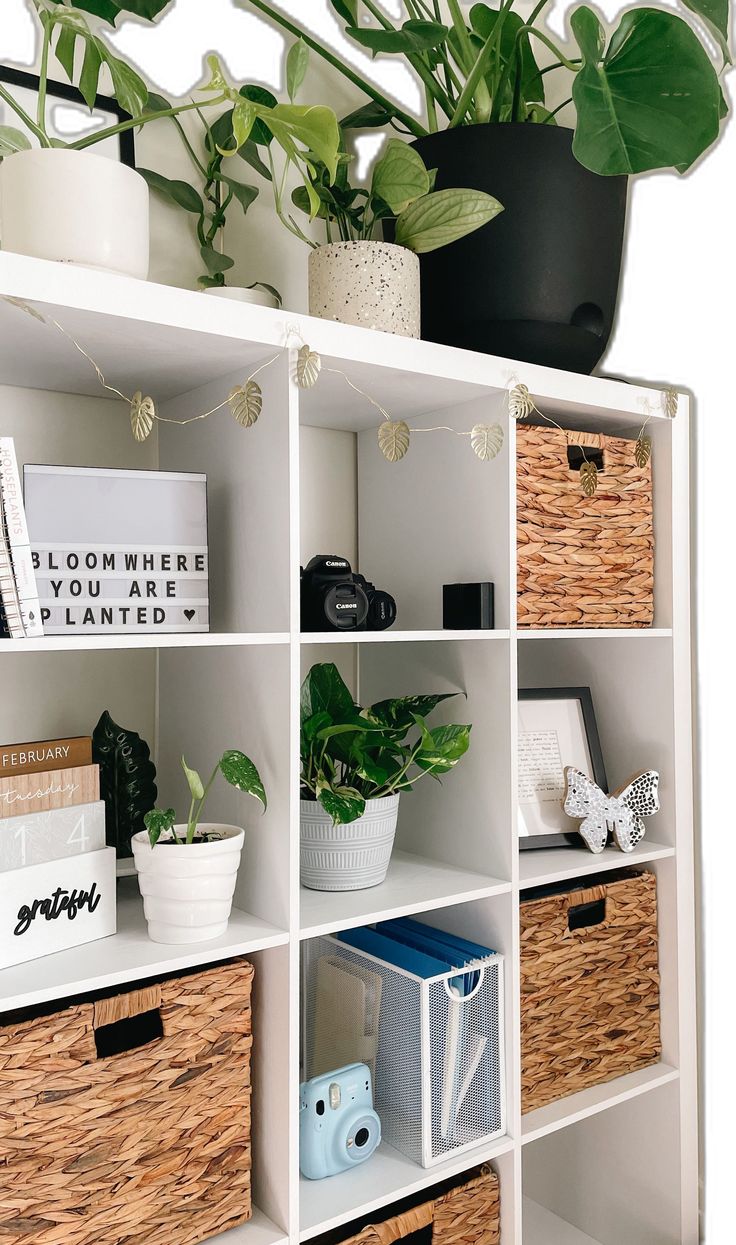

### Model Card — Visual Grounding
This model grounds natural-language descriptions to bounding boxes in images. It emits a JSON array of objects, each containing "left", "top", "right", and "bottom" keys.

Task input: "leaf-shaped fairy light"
[
  {"left": 378, "top": 420, "right": 410, "bottom": 463},
  {"left": 635, "top": 434, "right": 652, "bottom": 468},
  {"left": 579, "top": 460, "right": 598, "bottom": 497},
  {"left": 663, "top": 388, "right": 679, "bottom": 419},
  {"left": 296, "top": 344, "right": 321, "bottom": 388},
  {"left": 130, "top": 391, "right": 155, "bottom": 442},
  {"left": 508, "top": 383, "right": 534, "bottom": 421},
  {"left": 471, "top": 422, "right": 504, "bottom": 461},
  {"left": 229, "top": 379, "right": 263, "bottom": 427}
]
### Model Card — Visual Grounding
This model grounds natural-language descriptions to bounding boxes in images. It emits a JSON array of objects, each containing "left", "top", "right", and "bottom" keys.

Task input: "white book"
[{"left": 0, "top": 438, "right": 43, "bottom": 638}]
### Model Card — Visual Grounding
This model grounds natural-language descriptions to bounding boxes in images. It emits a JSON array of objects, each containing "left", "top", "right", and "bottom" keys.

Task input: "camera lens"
[
  {"left": 324, "top": 582, "right": 369, "bottom": 630},
  {"left": 367, "top": 589, "right": 397, "bottom": 631},
  {"left": 354, "top": 1127, "right": 370, "bottom": 1148}
]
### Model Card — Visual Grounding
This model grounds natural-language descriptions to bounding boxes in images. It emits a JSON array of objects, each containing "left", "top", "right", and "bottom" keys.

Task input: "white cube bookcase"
[{"left": 0, "top": 253, "right": 696, "bottom": 1245}]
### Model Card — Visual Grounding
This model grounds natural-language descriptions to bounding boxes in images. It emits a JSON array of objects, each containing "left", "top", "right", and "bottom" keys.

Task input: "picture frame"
[
  {"left": 0, "top": 65, "right": 135, "bottom": 166},
  {"left": 517, "top": 686, "right": 608, "bottom": 850},
  {"left": 23, "top": 465, "right": 210, "bottom": 635}
]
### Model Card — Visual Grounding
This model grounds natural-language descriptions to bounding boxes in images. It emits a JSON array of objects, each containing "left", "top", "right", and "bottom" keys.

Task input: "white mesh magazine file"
[
  {"left": 23, "top": 466, "right": 209, "bottom": 634},
  {"left": 302, "top": 933, "right": 505, "bottom": 1167}
]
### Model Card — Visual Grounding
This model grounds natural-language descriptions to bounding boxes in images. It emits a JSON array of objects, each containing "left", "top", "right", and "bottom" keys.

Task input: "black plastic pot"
[{"left": 407, "top": 124, "right": 628, "bottom": 374}]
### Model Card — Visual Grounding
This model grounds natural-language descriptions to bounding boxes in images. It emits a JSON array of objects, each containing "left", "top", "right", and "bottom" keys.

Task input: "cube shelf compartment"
[{"left": 0, "top": 254, "right": 697, "bottom": 1245}]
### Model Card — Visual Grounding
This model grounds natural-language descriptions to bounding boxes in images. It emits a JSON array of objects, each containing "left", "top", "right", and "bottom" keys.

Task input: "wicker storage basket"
[
  {"left": 0, "top": 957, "right": 254, "bottom": 1245},
  {"left": 337, "top": 1167, "right": 500, "bottom": 1245},
  {"left": 520, "top": 871, "right": 660, "bottom": 1113},
  {"left": 517, "top": 424, "right": 654, "bottom": 628}
]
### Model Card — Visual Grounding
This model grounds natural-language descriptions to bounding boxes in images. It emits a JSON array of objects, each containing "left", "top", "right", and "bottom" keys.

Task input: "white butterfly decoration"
[{"left": 563, "top": 767, "right": 660, "bottom": 854}]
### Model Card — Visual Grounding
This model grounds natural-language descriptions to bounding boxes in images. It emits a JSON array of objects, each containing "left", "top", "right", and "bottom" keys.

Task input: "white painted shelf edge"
[
  {"left": 521, "top": 1062, "right": 679, "bottom": 1144},
  {"left": 0, "top": 880, "right": 288, "bottom": 1013},
  {"left": 518, "top": 841, "right": 675, "bottom": 889},
  {"left": 298, "top": 1135, "right": 515, "bottom": 1240},
  {"left": 299, "top": 849, "right": 510, "bottom": 938},
  {"left": 0, "top": 633, "right": 290, "bottom": 654}
]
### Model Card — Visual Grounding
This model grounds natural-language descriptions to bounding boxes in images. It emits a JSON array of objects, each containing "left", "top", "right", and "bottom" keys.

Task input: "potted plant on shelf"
[
  {"left": 139, "top": 91, "right": 282, "bottom": 303},
  {"left": 300, "top": 662, "right": 471, "bottom": 891},
  {"left": 134, "top": 749, "right": 267, "bottom": 944},
  {"left": 0, "top": 2, "right": 340, "bottom": 287},
  {"left": 243, "top": 0, "right": 730, "bottom": 372}
]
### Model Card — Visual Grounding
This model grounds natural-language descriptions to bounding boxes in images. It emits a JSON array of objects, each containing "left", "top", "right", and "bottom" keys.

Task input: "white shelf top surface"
[
  {"left": 0, "top": 877, "right": 288, "bottom": 1014},
  {"left": 521, "top": 1062, "right": 679, "bottom": 1144},
  {"left": 519, "top": 840, "right": 675, "bottom": 890},
  {"left": 299, "top": 1134, "right": 513, "bottom": 1240},
  {"left": 299, "top": 849, "right": 510, "bottom": 939},
  {"left": 523, "top": 1199, "right": 603, "bottom": 1245},
  {"left": 0, "top": 253, "right": 683, "bottom": 426}
]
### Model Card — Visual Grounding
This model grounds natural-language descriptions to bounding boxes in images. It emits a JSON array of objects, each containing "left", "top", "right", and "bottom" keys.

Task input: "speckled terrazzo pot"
[{"left": 308, "top": 241, "right": 420, "bottom": 337}]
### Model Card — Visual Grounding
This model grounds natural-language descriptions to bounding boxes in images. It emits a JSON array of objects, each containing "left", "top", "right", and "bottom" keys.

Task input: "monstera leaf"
[{"left": 92, "top": 710, "right": 158, "bottom": 858}]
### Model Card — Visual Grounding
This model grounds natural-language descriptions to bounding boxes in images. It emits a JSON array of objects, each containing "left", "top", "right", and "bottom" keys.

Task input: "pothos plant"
[
  {"left": 244, "top": 0, "right": 730, "bottom": 178},
  {"left": 144, "top": 750, "right": 267, "bottom": 847},
  {"left": 301, "top": 662, "right": 471, "bottom": 825},
  {"left": 0, "top": 7, "right": 341, "bottom": 267},
  {"left": 273, "top": 48, "right": 503, "bottom": 252}
]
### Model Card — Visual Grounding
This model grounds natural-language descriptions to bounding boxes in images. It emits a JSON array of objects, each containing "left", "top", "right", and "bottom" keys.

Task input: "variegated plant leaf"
[
  {"left": 471, "top": 422, "right": 504, "bottom": 461},
  {"left": 229, "top": 379, "right": 262, "bottom": 427},
  {"left": 378, "top": 419, "right": 410, "bottom": 463},
  {"left": 634, "top": 434, "right": 652, "bottom": 468},
  {"left": 508, "top": 383, "right": 533, "bottom": 421},
  {"left": 296, "top": 344, "right": 322, "bottom": 388},
  {"left": 130, "top": 391, "right": 155, "bottom": 442},
  {"left": 580, "top": 460, "right": 598, "bottom": 497},
  {"left": 662, "top": 388, "right": 679, "bottom": 419}
]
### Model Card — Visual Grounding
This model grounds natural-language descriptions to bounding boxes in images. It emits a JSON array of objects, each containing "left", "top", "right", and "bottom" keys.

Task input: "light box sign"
[{"left": 23, "top": 466, "right": 209, "bottom": 634}]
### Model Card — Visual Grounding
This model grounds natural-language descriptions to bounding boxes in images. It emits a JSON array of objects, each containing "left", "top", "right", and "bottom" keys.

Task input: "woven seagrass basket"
[
  {"left": 520, "top": 871, "right": 661, "bottom": 1113},
  {"left": 337, "top": 1167, "right": 500, "bottom": 1245},
  {"left": 517, "top": 424, "right": 654, "bottom": 628},
  {"left": 0, "top": 957, "right": 253, "bottom": 1245}
]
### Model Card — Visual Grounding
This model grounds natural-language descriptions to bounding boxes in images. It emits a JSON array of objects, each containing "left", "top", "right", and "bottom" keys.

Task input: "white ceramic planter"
[
  {"left": 203, "top": 286, "right": 279, "bottom": 307},
  {"left": 309, "top": 241, "right": 420, "bottom": 338},
  {"left": 131, "top": 823, "right": 244, "bottom": 944},
  {"left": 0, "top": 148, "right": 149, "bottom": 279},
  {"left": 300, "top": 794, "right": 400, "bottom": 891}
]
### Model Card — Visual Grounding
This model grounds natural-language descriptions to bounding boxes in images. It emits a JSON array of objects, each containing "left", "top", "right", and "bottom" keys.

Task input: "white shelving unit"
[{"left": 0, "top": 253, "right": 697, "bottom": 1245}]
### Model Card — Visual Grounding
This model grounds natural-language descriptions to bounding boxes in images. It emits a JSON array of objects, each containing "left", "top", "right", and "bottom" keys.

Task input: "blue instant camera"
[{"left": 299, "top": 1062, "right": 381, "bottom": 1180}]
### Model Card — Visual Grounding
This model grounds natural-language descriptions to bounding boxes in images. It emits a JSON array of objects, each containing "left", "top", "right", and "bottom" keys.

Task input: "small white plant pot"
[
  {"left": 0, "top": 148, "right": 150, "bottom": 279},
  {"left": 300, "top": 794, "right": 400, "bottom": 891},
  {"left": 131, "top": 823, "right": 244, "bottom": 944},
  {"left": 202, "top": 286, "right": 279, "bottom": 308},
  {"left": 308, "top": 241, "right": 420, "bottom": 338}
]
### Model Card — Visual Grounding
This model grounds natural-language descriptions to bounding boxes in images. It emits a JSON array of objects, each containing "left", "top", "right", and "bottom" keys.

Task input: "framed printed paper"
[
  {"left": 24, "top": 466, "right": 209, "bottom": 634},
  {"left": 518, "top": 687, "right": 608, "bottom": 849}
]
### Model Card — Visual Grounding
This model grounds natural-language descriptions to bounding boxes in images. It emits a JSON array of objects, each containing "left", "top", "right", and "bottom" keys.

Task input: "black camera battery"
[{"left": 443, "top": 582, "right": 494, "bottom": 630}]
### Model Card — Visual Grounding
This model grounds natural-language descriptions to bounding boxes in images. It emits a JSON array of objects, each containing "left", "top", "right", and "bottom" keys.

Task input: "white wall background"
[{"left": 0, "top": 1, "right": 733, "bottom": 1237}]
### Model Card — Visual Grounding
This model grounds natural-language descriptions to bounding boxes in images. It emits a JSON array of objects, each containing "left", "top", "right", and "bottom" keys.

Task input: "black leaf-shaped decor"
[{"left": 92, "top": 710, "right": 158, "bottom": 859}]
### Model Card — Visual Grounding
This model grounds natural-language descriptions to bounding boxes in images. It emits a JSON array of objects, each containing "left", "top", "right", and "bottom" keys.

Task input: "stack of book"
[
  {"left": 0, "top": 734, "right": 116, "bottom": 969},
  {"left": 0, "top": 437, "right": 43, "bottom": 639}
]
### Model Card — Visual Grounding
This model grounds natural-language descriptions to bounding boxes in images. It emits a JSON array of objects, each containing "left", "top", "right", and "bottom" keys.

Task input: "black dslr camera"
[{"left": 301, "top": 555, "right": 397, "bottom": 632}]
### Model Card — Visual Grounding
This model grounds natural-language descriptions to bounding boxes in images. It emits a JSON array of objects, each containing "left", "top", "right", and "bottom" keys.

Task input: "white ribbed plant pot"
[
  {"left": 131, "top": 824, "right": 244, "bottom": 944},
  {"left": 0, "top": 148, "right": 149, "bottom": 279},
  {"left": 309, "top": 241, "right": 420, "bottom": 338},
  {"left": 300, "top": 794, "right": 400, "bottom": 891}
]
